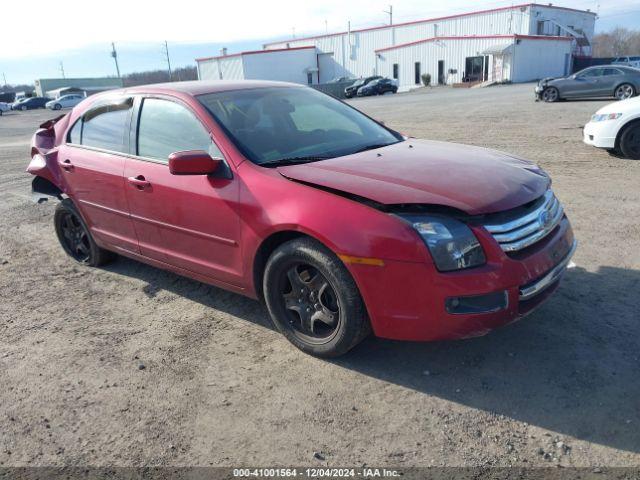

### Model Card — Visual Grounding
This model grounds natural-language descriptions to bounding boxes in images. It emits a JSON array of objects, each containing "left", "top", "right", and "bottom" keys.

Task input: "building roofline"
[
  {"left": 196, "top": 45, "right": 315, "bottom": 62},
  {"left": 263, "top": 3, "right": 596, "bottom": 48},
  {"left": 374, "top": 34, "right": 574, "bottom": 53}
]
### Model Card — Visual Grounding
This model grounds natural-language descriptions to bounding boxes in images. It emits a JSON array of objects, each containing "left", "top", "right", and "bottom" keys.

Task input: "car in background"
[
  {"left": 612, "top": 56, "right": 640, "bottom": 69},
  {"left": 46, "top": 94, "right": 85, "bottom": 110},
  {"left": 356, "top": 78, "right": 398, "bottom": 96},
  {"left": 583, "top": 96, "right": 640, "bottom": 160},
  {"left": 328, "top": 76, "right": 355, "bottom": 83},
  {"left": 344, "top": 76, "right": 382, "bottom": 98},
  {"left": 27, "top": 80, "right": 575, "bottom": 357},
  {"left": 536, "top": 66, "right": 640, "bottom": 102},
  {"left": 0, "top": 102, "right": 11, "bottom": 115},
  {"left": 12, "top": 97, "right": 49, "bottom": 111}
]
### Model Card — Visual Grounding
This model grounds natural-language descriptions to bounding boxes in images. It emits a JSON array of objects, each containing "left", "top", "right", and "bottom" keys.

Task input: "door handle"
[
  {"left": 127, "top": 175, "right": 151, "bottom": 190},
  {"left": 60, "top": 159, "right": 74, "bottom": 172}
]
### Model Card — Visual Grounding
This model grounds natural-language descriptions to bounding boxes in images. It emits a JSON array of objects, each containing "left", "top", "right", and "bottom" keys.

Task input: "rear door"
[
  {"left": 600, "top": 68, "right": 626, "bottom": 96},
  {"left": 123, "top": 95, "right": 242, "bottom": 286},
  {"left": 57, "top": 97, "right": 138, "bottom": 252}
]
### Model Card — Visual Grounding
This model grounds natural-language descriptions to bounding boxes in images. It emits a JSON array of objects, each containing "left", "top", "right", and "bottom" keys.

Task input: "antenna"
[
  {"left": 384, "top": 5, "right": 393, "bottom": 25},
  {"left": 59, "top": 61, "right": 65, "bottom": 79},
  {"left": 163, "top": 40, "right": 172, "bottom": 81},
  {"left": 111, "top": 42, "right": 121, "bottom": 78}
]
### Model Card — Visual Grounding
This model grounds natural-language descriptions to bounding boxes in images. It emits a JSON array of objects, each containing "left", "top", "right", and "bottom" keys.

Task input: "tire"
[
  {"left": 542, "top": 87, "right": 560, "bottom": 102},
  {"left": 54, "top": 198, "right": 115, "bottom": 266},
  {"left": 263, "top": 237, "right": 370, "bottom": 357},
  {"left": 53, "top": 104, "right": 61, "bottom": 110},
  {"left": 619, "top": 122, "right": 640, "bottom": 160},
  {"left": 614, "top": 83, "right": 635, "bottom": 101},
  {"left": 20, "top": 105, "right": 27, "bottom": 111}
]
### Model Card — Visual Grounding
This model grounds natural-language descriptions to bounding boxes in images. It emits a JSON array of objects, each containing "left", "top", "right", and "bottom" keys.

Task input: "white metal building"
[
  {"left": 197, "top": 3, "right": 596, "bottom": 90},
  {"left": 197, "top": 46, "right": 320, "bottom": 85}
]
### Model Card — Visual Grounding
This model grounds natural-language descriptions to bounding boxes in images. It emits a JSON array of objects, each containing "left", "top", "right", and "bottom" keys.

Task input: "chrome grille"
[{"left": 483, "top": 190, "right": 564, "bottom": 252}]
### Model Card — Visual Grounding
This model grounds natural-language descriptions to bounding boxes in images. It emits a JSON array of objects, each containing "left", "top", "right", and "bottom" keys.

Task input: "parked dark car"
[
  {"left": 344, "top": 76, "right": 382, "bottom": 98},
  {"left": 535, "top": 66, "right": 640, "bottom": 102},
  {"left": 356, "top": 78, "right": 398, "bottom": 96},
  {"left": 12, "top": 97, "right": 49, "bottom": 110}
]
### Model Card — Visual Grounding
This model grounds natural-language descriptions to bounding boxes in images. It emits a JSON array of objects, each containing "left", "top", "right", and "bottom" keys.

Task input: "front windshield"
[{"left": 198, "top": 86, "right": 402, "bottom": 165}]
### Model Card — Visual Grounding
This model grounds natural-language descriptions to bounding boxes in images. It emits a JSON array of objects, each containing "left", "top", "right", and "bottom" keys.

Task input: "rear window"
[{"left": 67, "top": 97, "right": 133, "bottom": 153}]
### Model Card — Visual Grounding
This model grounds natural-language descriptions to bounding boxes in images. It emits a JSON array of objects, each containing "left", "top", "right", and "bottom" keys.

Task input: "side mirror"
[{"left": 168, "top": 150, "right": 222, "bottom": 175}]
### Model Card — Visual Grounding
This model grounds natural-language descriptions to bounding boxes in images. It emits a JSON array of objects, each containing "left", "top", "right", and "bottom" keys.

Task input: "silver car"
[{"left": 535, "top": 66, "right": 640, "bottom": 102}]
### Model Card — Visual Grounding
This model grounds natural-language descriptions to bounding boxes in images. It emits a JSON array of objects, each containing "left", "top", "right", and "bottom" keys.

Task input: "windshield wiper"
[
  {"left": 352, "top": 143, "right": 394, "bottom": 154},
  {"left": 260, "top": 156, "right": 331, "bottom": 167}
]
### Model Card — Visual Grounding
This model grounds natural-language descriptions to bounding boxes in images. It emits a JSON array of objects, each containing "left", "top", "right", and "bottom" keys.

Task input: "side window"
[
  {"left": 68, "top": 119, "right": 82, "bottom": 144},
  {"left": 81, "top": 98, "right": 133, "bottom": 153},
  {"left": 603, "top": 68, "right": 623, "bottom": 76},
  {"left": 137, "top": 98, "right": 213, "bottom": 162},
  {"left": 578, "top": 69, "right": 602, "bottom": 78}
]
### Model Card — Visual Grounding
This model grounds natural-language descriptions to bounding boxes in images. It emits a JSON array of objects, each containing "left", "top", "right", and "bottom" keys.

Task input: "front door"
[
  {"left": 58, "top": 97, "right": 138, "bottom": 253},
  {"left": 565, "top": 67, "right": 603, "bottom": 97},
  {"left": 123, "top": 96, "right": 242, "bottom": 286}
]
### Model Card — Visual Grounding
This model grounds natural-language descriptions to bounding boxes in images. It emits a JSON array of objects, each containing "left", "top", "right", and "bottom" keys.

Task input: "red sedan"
[{"left": 27, "top": 81, "right": 576, "bottom": 357}]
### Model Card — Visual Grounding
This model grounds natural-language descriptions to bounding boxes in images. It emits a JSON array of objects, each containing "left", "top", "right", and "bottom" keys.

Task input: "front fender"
[{"left": 237, "top": 163, "right": 432, "bottom": 295}]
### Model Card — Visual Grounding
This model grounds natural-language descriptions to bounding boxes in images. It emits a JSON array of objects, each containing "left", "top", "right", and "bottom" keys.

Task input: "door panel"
[
  {"left": 124, "top": 96, "right": 242, "bottom": 285},
  {"left": 123, "top": 158, "right": 242, "bottom": 284},
  {"left": 58, "top": 144, "right": 138, "bottom": 252}
]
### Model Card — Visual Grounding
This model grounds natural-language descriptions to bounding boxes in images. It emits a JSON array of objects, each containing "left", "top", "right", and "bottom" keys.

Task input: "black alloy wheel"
[
  {"left": 54, "top": 198, "right": 115, "bottom": 266},
  {"left": 281, "top": 263, "right": 340, "bottom": 342},
  {"left": 263, "top": 237, "right": 370, "bottom": 357}
]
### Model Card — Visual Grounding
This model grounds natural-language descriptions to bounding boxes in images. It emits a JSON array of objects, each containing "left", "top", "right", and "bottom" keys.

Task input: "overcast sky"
[{"left": 1, "top": 0, "right": 639, "bottom": 85}]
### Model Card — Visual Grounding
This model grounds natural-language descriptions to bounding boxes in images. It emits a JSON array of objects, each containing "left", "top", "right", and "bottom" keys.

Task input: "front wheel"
[
  {"left": 20, "top": 105, "right": 27, "bottom": 111},
  {"left": 619, "top": 122, "right": 640, "bottom": 160},
  {"left": 615, "top": 83, "right": 635, "bottom": 101},
  {"left": 53, "top": 104, "right": 61, "bottom": 110},
  {"left": 542, "top": 87, "right": 560, "bottom": 102},
  {"left": 54, "top": 199, "right": 115, "bottom": 266},
  {"left": 263, "top": 237, "right": 370, "bottom": 357}
]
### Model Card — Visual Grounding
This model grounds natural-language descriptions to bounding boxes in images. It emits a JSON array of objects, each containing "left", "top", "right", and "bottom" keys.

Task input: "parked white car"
[
  {"left": 45, "top": 94, "right": 85, "bottom": 110},
  {"left": 0, "top": 102, "right": 10, "bottom": 115},
  {"left": 583, "top": 96, "right": 640, "bottom": 159},
  {"left": 612, "top": 56, "right": 640, "bottom": 69}
]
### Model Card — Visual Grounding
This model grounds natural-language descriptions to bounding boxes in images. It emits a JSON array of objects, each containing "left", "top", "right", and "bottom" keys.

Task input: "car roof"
[{"left": 119, "top": 80, "right": 302, "bottom": 97}]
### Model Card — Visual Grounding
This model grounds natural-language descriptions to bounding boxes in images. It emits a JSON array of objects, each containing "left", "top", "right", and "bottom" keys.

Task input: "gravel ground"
[{"left": 0, "top": 83, "right": 639, "bottom": 469}]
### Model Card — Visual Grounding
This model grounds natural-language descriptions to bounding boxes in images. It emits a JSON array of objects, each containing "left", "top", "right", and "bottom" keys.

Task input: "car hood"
[
  {"left": 595, "top": 95, "right": 640, "bottom": 114},
  {"left": 277, "top": 140, "right": 550, "bottom": 215}
]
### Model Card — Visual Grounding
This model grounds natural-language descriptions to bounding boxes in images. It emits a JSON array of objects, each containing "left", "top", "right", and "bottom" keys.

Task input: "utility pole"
[
  {"left": 59, "top": 61, "right": 65, "bottom": 79},
  {"left": 384, "top": 4, "right": 393, "bottom": 25},
  {"left": 111, "top": 42, "right": 121, "bottom": 78},
  {"left": 325, "top": 19, "right": 328, "bottom": 34},
  {"left": 2, "top": 72, "right": 6, "bottom": 86},
  {"left": 163, "top": 40, "right": 172, "bottom": 81}
]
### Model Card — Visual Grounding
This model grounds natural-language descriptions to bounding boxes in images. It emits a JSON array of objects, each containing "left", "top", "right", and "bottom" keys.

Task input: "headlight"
[
  {"left": 591, "top": 113, "right": 622, "bottom": 122},
  {"left": 400, "top": 215, "right": 486, "bottom": 272}
]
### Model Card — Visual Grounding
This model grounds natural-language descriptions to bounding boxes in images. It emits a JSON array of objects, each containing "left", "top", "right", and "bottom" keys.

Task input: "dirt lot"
[{"left": 1, "top": 83, "right": 639, "bottom": 469}]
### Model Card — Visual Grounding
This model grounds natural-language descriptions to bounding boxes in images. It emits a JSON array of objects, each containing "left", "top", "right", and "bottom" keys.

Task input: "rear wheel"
[
  {"left": 542, "top": 87, "right": 560, "bottom": 102},
  {"left": 54, "top": 199, "right": 115, "bottom": 266},
  {"left": 615, "top": 83, "right": 635, "bottom": 101},
  {"left": 263, "top": 237, "right": 370, "bottom": 357},
  {"left": 619, "top": 122, "right": 640, "bottom": 160}
]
